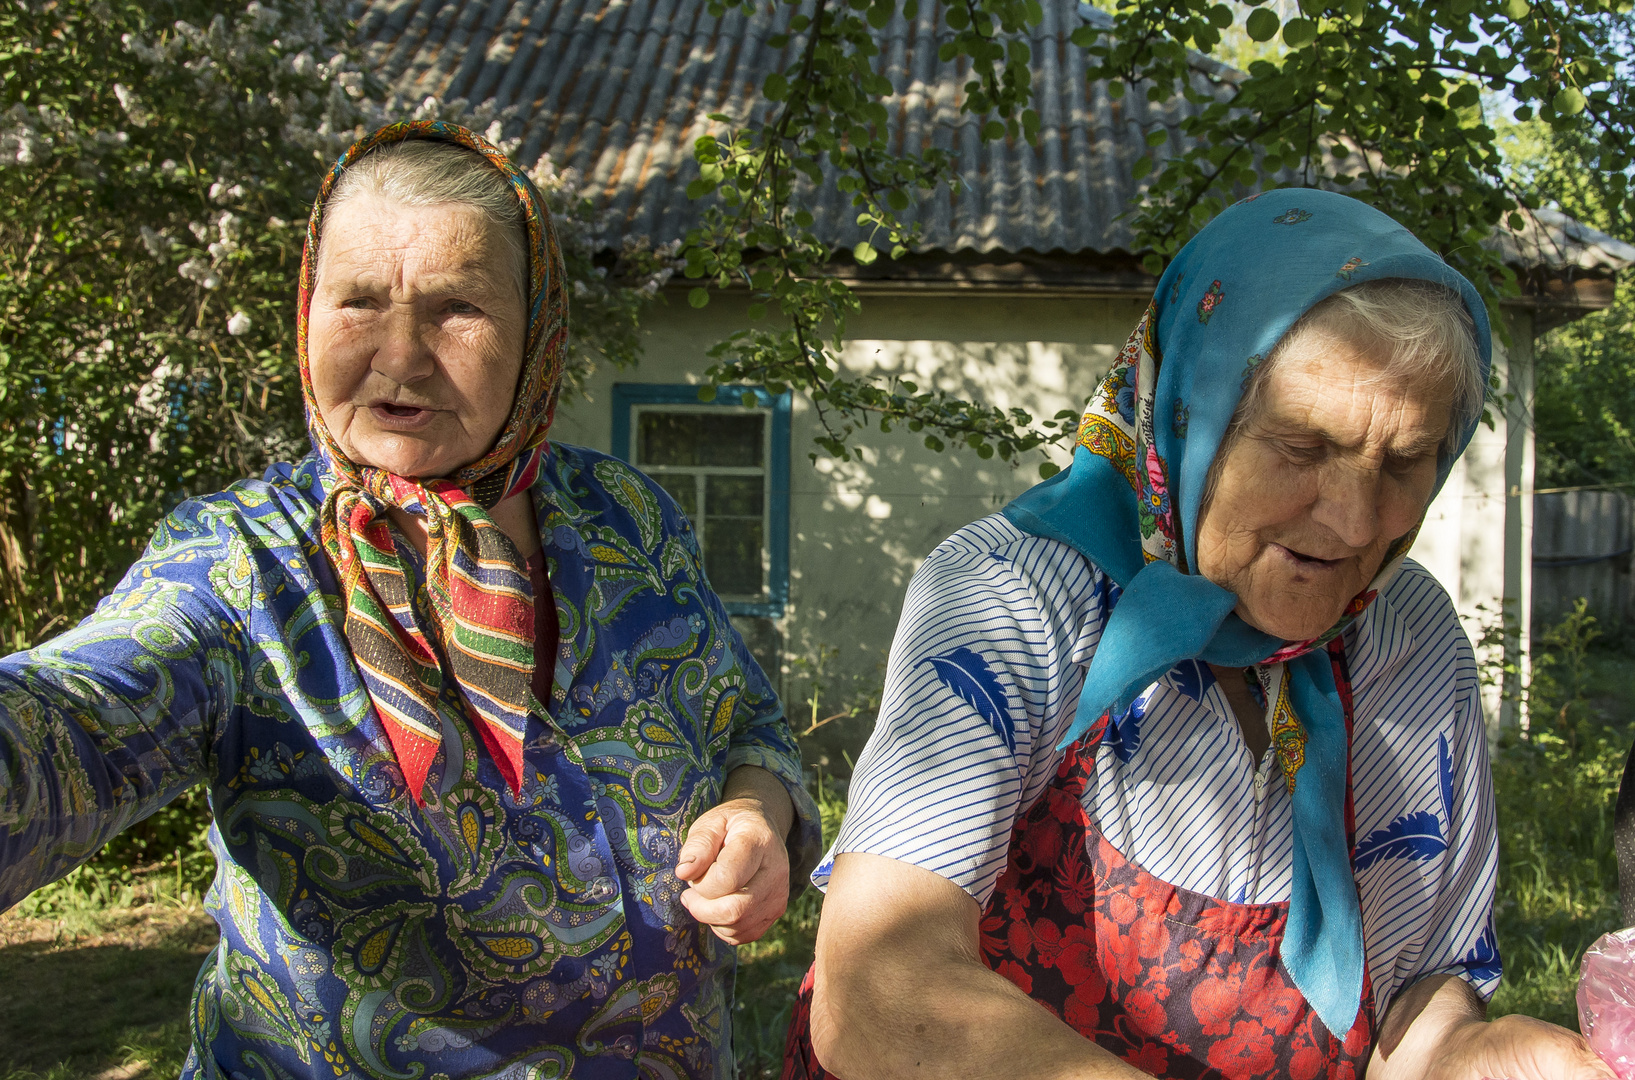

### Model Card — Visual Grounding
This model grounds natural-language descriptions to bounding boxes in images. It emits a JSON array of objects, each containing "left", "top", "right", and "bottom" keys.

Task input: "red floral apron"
[{"left": 783, "top": 642, "right": 1375, "bottom": 1079}]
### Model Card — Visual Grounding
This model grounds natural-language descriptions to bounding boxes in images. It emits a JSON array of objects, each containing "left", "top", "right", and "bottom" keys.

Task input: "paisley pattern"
[{"left": 0, "top": 443, "right": 819, "bottom": 1080}]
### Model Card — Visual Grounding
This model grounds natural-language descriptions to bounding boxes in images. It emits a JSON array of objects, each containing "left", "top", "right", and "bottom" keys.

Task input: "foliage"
[
  {"left": 0, "top": 0, "right": 672, "bottom": 653},
  {"left": 1488, "top": 604, "right": 1631, "bottom": 1029},
  {"left": 1505, "top": 116, "right": 1635, "bottom": 490},
  {"left": 682, "top": 0, "right": 1079, "bottom": 476},
  {"left": 683, "top": 0, "right": 1635, "bottom": 472}
]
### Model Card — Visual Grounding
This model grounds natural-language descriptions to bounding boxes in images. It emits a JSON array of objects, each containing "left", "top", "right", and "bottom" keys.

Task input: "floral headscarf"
[
  {"left": 297, "top": 121, "right": 568, "bottom": 804},
  {"left": 1005, "top": 188, "right": 1492, "bottom": 1038}
]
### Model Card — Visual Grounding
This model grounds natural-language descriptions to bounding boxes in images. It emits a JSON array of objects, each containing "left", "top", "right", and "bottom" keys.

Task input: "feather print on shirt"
[
  {"left": 925, "top": 646, "right": 1016, "bottom": 752},
  {"left": 1354, "top": 734, "right": 1458, "bottom": 870}
]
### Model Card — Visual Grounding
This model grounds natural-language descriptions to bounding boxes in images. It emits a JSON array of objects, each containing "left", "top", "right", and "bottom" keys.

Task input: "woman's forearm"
[{"left": 812, "top": 852, "right": 1148, "bottom": 1080}]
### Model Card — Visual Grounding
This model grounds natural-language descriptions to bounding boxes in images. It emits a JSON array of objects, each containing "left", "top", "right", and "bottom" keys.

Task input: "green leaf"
[
  {"left": 697, "top": 385, "right": 719, "bottom": 402},
  {"left": 1207, "top": 4, "right": 1232, "bottom": 28},
  {"left": 1281, "top": 17, "right": 1316, "bottom": 47},
  {"left": 795, "top": 209, "right": 815, "bottom": 228},
  {"left": 1503, "top": 0, "right": 1530, "bottom": 19},
  {"left": 982, "top": 119, "right": 1006, "bottom": 141},
  {"left": 853, "top": 241, "right": 879, "bottom": 265},
  {"left": 764, "top": 72, "right": 789, "bottom": 100},
  {"left": 1145, "top": 129, "right": 1168, "bottom": 147},
  {"left": 1108, "top": 80, "right": 1126, "bottom": 100},
  {"left": 689, "top": 287, "right": 711, "bottom": 308},
  {"left": 1553, "top": 86, "right": 1586, "bottom": 116},
  {"left": 1131, "top": 155, "right": 1154, "bottom": 180},
  {"left": 1245, "top": 7, "right": 1279, "bottom": 42},
  {"left": 1039, "top": 461, "right": 1061, "bottom": 479},
  {"left": 741, "top": 391, "right": 759, "bottom": 407},
  {"left": 1513, "top": 104, "right": 1534, "bottom": 122},
  {"left": 904, "top": 0, "right": 918, "bottom": 17},
  {"left": 924, "top": 435, "right": 945, "bottom": 452}
]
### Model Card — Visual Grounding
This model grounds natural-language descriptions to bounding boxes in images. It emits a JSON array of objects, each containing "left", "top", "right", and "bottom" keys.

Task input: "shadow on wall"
[{"left": 779, "top": 326, "right": 1133, "bottom": 771}]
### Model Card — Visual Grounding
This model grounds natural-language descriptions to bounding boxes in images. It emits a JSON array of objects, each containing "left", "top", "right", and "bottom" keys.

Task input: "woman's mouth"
[
  {"left": 1271, "top": 543, "right": 1343, "bottom": 569},
  {"left": 367, "top": 402, "right": 438, "bottom": 430}
]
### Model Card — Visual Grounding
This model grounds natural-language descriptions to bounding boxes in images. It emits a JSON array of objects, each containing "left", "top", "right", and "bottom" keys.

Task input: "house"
[{"left": 360, "top": 0, "right": 1631, "bottom": 758}]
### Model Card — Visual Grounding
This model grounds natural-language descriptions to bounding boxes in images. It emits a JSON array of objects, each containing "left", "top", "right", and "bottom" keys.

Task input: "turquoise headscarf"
[{"left": 1004, "top": 188, "right": 1492, "bottom": 1037}]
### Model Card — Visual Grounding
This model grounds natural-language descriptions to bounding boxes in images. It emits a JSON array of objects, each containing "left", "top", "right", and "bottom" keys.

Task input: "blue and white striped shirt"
[{"left": 815, "top": 514, "right": 1500, "bottom": 1014}]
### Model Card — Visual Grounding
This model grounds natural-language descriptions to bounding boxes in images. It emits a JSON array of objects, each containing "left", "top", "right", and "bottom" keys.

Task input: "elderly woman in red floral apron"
[{"left": 783, "top": 190, "right": 1610, "bottom": 1079}]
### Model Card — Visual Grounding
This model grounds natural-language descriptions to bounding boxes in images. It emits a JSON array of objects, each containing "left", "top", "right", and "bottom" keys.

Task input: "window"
[{"left": 611, "top": 385, "right": 790, "bottom": 634}]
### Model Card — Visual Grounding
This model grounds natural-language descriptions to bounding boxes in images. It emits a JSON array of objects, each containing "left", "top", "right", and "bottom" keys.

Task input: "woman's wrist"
[{"left": 722, "top": 764, "right": 796, "bottom": 841}]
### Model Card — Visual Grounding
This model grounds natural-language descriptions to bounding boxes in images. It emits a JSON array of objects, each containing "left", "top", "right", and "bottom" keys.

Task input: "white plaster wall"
[{"left": 1405, "top": 307, "right": 1534, "bottom": 734}]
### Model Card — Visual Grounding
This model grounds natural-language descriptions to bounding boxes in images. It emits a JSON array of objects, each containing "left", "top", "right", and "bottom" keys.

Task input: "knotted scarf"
[
  {"left": 1004, "top": 188, "right": 1492, "bottom": 1037},
  {"left": 297, "top": 121, "right": 568, "bottom": 803}
]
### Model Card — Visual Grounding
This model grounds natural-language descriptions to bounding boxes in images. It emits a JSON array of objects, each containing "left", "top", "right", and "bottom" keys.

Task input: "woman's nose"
[
  {"left": 1310, "top": 464, "right": 1382, "bottom": 550},
  {"left": 372, "top": 304, "right": 436, "bottom": 385}
]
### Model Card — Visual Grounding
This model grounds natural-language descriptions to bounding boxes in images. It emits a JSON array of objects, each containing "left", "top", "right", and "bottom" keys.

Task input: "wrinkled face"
[
  {"left": 1195, "top": 332, "right": 1453, "bottom": 642},
  {"left": 307, "top": 194, "right": 527, "bottom": 478}
]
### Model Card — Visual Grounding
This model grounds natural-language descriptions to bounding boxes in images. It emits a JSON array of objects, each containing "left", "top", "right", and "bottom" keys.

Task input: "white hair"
[
  {"left": 320, "top": 139, "right": 527, "bottom": 289},
  {"left": 1235, "top": 278, "right": 1485, "bottom": 454}
]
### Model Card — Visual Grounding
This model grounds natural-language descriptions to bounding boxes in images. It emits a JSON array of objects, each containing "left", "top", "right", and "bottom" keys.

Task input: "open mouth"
[
  {"left": 1280, "top": 545, "right": 1342, "bottom": 567},
  {"left": 368, "top": 401, "right": 437, "bottom": 428}
]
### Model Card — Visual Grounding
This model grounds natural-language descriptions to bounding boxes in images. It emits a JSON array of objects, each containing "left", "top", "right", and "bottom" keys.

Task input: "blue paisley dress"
[{"left": 0, "top": 443, "right": 820, "bottom": 1080}]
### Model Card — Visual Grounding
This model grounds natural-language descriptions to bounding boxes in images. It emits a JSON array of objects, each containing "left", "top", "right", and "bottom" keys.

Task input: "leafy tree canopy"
[
  {"left": 682, "top": 0, "right": 1635, "bottom": 475},
  {"left": 0, "top": 0, "right": 673, "bottom": 649}
]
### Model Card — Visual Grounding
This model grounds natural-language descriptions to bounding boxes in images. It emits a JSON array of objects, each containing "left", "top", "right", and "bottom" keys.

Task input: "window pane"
[
  {"left": 707, "top": 474, "right": 764, "bottom": 518},
  {"left": 653, "top": 475, "right": 697, "bottom": 519},
  {"left": 705, "top": 473, "right": 765, "bottom": 595},
  {"left": 705, "top": 518, "right": 764, "bottom": 596},
  {"left": 638, "top": 411, "right": 765, "bottom": 468}
]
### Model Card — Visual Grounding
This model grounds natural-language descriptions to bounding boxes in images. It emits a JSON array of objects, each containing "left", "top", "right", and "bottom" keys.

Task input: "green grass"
[
  {"left": 0, "top": 874, "right": 212, "bottom": 1080},
  {"left": 1486, "top": 633, "right": 1635, "bottom": 1029}
]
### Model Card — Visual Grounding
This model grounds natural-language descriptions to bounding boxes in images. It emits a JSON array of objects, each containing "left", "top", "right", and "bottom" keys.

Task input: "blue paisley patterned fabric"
[{"left": 0, "top": 442, "right": 819, "bottom": 1080}]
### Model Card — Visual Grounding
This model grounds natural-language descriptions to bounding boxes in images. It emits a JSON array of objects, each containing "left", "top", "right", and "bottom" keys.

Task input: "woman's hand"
[
  {"left": 1371, "top": 974, "right": 1614, "bottom": 1080},
  {"left": 676, "top": 765, "right": 794, "bottom": 945},
  {"left": 1437, "top": 1013, "right": 1614, "bottom": 1079}
]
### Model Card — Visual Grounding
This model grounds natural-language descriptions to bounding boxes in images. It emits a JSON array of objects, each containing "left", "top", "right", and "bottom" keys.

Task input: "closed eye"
[{"left": 1276, "top": 440, "right": 1326, "bottom": 465}]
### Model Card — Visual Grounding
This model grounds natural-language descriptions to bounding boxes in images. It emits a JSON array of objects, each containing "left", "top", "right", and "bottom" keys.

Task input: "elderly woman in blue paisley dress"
[{"left": 0, "top": 121, "right": 819, "bottom": 1080}]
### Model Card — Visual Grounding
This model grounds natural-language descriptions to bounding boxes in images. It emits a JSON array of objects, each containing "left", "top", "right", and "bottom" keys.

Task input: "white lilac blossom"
[{"left": 227, "top": 311, "right": 252, "bottom": 337}]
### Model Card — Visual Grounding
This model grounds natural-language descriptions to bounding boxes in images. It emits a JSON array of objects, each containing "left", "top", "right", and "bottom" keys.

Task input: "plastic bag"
[{"left": 1579, "top": 926, "right": 1635, "bottom": 1078}]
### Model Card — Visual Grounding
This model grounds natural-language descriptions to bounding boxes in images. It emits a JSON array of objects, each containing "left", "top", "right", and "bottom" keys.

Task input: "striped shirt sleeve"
[{"left": 812, "top": 517, "right": 1106, "bottom": 904}]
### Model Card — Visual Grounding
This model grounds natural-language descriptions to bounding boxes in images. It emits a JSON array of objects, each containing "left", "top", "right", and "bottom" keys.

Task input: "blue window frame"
[{"left": 611, "top": 384, "right": 790, "bottom": 618}]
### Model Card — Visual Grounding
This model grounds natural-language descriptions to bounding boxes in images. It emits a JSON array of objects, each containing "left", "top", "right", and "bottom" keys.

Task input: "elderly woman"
[
  {"left": 0, "top": 122, "right": 818, "bottom": 1079},
  {"left": 784, "top": 190, "right": 1610, "bottom": 1079}
]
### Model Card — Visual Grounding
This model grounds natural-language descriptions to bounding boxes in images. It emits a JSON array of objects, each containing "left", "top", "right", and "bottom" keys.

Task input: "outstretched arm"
[
  {"left": 0, "top": 506, "right": 240, "bottom": 910},
  {"left": 809, "top": 851, "right": 1149, "bottom": 1080}
]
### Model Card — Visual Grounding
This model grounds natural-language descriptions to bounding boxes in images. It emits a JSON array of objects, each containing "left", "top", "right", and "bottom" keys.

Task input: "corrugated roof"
[
  {"left": 1491, "top": 206, "right": 1635, "bottom": 277},
  {"left": 359, "top": 0, "right": 1630, "bottom": 279},
  {"left": 359, "top": 0, "right": 1224, "bottom": 259}
]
